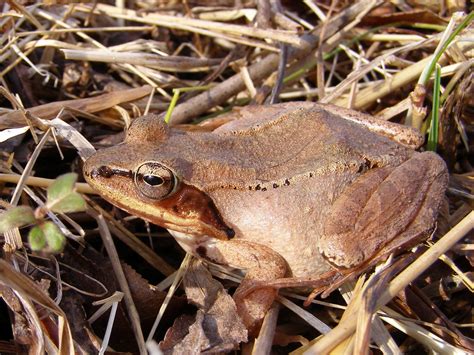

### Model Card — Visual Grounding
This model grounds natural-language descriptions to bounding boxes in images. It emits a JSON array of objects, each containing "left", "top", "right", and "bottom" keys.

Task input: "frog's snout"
[
  {"left": 83, "top": 155, "right": 100, "bottom": 180},
  {"left": 88, "top": 165, "right": 114, "bottom": 179},
  {"left": 84, "top": 151, "right": 133, "bottom": 182}
]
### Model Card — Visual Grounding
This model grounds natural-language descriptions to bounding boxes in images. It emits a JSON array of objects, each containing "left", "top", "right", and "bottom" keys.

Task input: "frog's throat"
[
  {"left": 169, "top": 230, "right": 212, "bottom": 256},
  {"left": 169, "top": 230, "right": 232, "bottom": 269}
]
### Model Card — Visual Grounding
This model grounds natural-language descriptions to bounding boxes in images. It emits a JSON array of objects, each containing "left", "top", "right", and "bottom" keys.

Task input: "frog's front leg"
[
  {"left": 319, "top": 151, "right": 448, "bottom": 269},
  {"left": 195, "top": 239, "right": 289, "bottom": 334}
]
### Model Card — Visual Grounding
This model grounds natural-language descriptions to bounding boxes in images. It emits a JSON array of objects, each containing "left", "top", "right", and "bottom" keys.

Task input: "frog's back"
[{"left": 192, "top": 102, "right": 414, "bottom": 189}]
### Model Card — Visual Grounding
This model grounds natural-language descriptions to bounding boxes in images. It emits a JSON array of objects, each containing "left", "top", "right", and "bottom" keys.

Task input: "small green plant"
[
  {"left": 0, "top": 173, "right": 86, "bottom": 253},
  {"left": 163, "top": 85, "right": 212, "bottom": 124}
]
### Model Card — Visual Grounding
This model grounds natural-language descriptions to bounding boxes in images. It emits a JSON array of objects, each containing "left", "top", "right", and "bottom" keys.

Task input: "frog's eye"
[{"left": 135, "top": 162, "right": 179, "bottom": 200}]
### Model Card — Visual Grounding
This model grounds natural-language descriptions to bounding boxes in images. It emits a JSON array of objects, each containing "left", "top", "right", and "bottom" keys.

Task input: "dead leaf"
[
  {"left": 159, "top": 260, "right": 247, "bottom": 353},
  {"left": 0, "top": 85, "right": 152, "bottom": 129},
  {"left": 361, "top": 10, "right": 447, "bottom": 26}
]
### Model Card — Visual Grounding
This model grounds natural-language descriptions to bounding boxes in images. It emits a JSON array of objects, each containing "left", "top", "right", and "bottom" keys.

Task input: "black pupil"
[{"left": 143, "top": 175, "right": 164, "bottom": 186}]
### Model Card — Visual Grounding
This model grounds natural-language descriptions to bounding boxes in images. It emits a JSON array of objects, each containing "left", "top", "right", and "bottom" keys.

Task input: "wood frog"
[{"left": 83, "top": 102, "right": 448, "bottom": 333}]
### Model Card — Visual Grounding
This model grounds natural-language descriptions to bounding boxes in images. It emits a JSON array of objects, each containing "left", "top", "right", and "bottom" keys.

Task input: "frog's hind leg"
[
  {"left": 343, "top": 152, "right": 449, "bottom": 276},
  {"left": 319, "top": 151, "right": 448, "bottom": 270}
]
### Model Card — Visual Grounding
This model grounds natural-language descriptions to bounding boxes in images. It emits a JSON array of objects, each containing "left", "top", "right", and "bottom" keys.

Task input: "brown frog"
[{"left": 83, "top": 102, "right": 448, "bottom": 333}]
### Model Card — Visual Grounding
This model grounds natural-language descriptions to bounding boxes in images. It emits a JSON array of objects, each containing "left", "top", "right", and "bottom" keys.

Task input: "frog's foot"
[
  {"left": 233, "top": 269, "right": 344, "bottom": 305},
  {"left": 319, "top": 151, "right": 448, "bottom": 269},
  {"left": 199, "top": 239, "right": 289, "bottom": 334}
]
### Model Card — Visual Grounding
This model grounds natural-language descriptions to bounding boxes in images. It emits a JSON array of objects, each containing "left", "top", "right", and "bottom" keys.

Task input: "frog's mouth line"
[{"left": 85, "top": 164, "right": 235, "bottom": 240}]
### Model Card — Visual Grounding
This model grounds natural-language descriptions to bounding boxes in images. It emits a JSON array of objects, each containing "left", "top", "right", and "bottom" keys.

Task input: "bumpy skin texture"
[{"left": 83, "top": 102, "right": 448, "bottom": 333}]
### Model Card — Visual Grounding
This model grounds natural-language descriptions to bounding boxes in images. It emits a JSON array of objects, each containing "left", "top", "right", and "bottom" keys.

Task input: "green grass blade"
[{"left": 427, "top": 64, "right": 441, "bottom": 151}]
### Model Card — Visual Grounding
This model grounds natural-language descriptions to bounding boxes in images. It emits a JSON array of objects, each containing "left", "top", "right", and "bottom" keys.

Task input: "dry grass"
[{"left": 0, "top": 1, "right": 473, "bottom": 354}]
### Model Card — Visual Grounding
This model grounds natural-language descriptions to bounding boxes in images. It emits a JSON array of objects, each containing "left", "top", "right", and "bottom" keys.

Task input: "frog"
[{"left": 83, "top": 102, "right": 448, "bottom": 334}]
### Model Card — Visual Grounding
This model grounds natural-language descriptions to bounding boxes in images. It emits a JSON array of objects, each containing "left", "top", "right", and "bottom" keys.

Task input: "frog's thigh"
[
  {"left": 320, "top": 152, "right": 447, "bottom": 269},
  {"left": 201, "top": 239, "right": 289, "bottom": 333}
]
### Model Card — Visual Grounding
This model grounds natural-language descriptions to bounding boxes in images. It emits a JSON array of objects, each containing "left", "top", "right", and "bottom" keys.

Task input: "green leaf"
[
  {"left": 47, "top": 173, "right": 77, "bottom": 202},
  {"left": 0, "top": 206, "right": 36, "bottom": 234},
  {"left": 28, "top": 226, "right": 46, "bottom": 251},
  {"left": 49, "top": 192, "right": 86, "bottom": 213},
  {"left": 47, "top": 173, "right": 86, "bottom": 213},
  {"left": 42, "top": 221, "right": 66, "bottom": 253}
]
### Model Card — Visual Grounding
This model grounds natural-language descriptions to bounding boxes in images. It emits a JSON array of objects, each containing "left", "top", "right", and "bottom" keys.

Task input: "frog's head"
[{"left": 83, "top": 114, "right": 234, "bottom": 240}]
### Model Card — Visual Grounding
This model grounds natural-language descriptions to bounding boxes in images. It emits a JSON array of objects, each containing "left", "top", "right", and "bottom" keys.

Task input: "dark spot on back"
[
  {"left": 358, "top": 158, "right": 372, "bottom": 173},
  {"left": 284, "top": 179, "right": 290, "bottom": 186}
]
